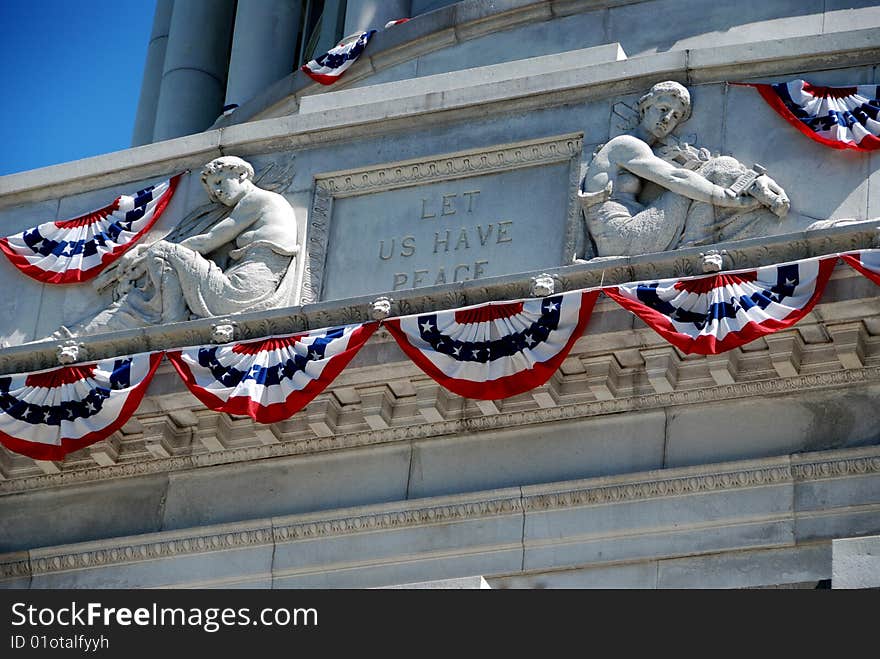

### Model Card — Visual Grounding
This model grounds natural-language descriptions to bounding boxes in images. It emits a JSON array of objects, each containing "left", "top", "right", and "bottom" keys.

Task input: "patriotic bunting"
[
  {"left": 301, "top": 30, "right": 376, "bottom": 85},
  {"left": 0, "top": 352, "right": 162, "bottom": 460},
  {"left": 0, "top": 174, "right": 182, "bottom": 284},
  {"left": 384, "top": 290, "right": 599, "bottom": 400},
  {"left": 746, "top": 80, "right": 880, "bottom": 151},
  {"left": 1, "top": 249, "right": 875, "bottom": 461},
  {"left": 840, "top": 249, "right": 880, "bottom": 286},
  {"left": 604, "top": 257, "right": 837, "bottom": 355},
  {"left": 167, "top": 324, "right": 377, "bottom": 424}
]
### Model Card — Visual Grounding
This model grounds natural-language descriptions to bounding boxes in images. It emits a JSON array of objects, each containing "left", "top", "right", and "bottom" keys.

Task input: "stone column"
[
  {"left": 131, "top": 0, "right": 174, "bottom": 146},
  {"left": 314, "top": 0, "right": 347, "bottom": 55},
  {"left": 224, "top": 0, "right": 303, "bottom": 107},
  {"left": 344, "top": 0, "right": 411, "bottom": 35},
  {"left": 152, "top": 0, "right": 236, "bottom": 142}
]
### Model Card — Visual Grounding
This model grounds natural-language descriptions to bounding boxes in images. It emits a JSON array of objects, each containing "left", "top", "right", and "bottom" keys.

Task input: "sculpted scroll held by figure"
[
  {"left": 61, "top": 156, "right": 299, "bottom": 337},
  {"left": 578, "top": 81, "right": 791, "bottom": 259}
]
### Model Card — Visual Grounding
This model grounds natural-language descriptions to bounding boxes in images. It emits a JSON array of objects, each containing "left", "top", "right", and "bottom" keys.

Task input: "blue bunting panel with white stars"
[
  {"left": 840, "top": 249, "right": 880, "bottom": 287},
  {"left": 0, "top": 174, "right": 182, "bottom": 284},
  {"left": 301, "top": 30, "right": 376, "bottom": 85},
  {"left": 384, "top": 290, "right": 599, "bottom": 400},
  {"left": 603, "top": 256, "right": 837, "bottom": 354},
  {"left": 167, "top": 324, "right": 377, "bottom": 423},
  {"left": 0, "top": 352, "right": 163, "bottom": 460}
]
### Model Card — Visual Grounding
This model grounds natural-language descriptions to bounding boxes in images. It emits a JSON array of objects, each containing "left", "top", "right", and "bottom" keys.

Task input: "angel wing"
[{"left": 93, "top": 159, "right": 296, "bottom": 295}]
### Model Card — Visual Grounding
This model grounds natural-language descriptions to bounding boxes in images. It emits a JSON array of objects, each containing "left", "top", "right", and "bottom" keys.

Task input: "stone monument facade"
[{"left": 1, "top": 0, "right": 879, "bottom": 589}]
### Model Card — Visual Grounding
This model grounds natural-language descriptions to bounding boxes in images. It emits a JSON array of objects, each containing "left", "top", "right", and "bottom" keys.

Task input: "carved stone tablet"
[{"left": 305, "top": 135, "right": 583, "bottom": 302}]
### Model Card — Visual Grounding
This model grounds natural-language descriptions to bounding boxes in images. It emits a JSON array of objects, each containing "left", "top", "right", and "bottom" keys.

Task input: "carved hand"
[{"left": 749, "top": 174, "right": 790, "bottom": 217}]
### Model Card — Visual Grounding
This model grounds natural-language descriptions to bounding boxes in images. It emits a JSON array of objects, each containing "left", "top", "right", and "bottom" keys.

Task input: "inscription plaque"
[{"left": 305, "top": 135, "right": 583, "bottom": 303}]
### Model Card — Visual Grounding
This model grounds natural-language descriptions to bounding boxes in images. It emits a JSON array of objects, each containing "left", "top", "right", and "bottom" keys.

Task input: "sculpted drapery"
[{"left": 63, "top": 157, "right": 299, "bottom": 337}]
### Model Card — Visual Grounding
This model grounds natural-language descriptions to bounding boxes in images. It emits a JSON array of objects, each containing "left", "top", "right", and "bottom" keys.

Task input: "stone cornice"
[
  {"left": 792, "top": 447, "right": 880, "bottom": 482},
  {"left": 0, "top": 221, "right": 875, "bottom": 376},
  {"left": 3, "top": 361, "right": 879, "bottom": 494},
  {"left": 522, "top": 456, "right": 795, "bottom": 512},
  {"left": 273, "top": 493, "right": 524, "bottom": 543},
  {"left": 2, "top": 26, "right": 879, "bottom": 206},
  {"left": 3, "top": 446, "right": 877, "bottom": 580}
]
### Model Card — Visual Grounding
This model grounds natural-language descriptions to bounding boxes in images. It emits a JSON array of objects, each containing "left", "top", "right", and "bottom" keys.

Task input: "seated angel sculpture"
[
  {"left": 578, "top": 81, "right": 791, "bottom": 258},
  {"left": 63, "top": 156, "right": 299, "bottom": 336}
]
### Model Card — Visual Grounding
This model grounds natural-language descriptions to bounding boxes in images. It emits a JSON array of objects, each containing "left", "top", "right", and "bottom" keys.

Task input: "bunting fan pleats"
[
  {"left": 0, "top": 173, "right": 182, "bottom": 284},
  {"left": 747, "top": 80, "right": 880, "bottom": 151},
  {"left": 840, "top": 249, "right": 880, "bottom": 286},
  {"left": 301, "top": 30, "right": 376, "bottom": 85},
  {"left": 167, "top": 324, "right": 377, "bottom": 423},
  {"left": 0, "top": 352, "right": 162, "bottom": 460},
  {"left": 604, "top": 257, "right": 837, "bottom": 354},
  {"left": 384, "top": 290, "right": 599, "bottom": 400}
]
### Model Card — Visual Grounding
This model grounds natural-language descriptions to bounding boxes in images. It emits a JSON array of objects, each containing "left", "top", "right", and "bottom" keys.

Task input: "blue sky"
[{"left": 0, "top": 0, "right": 157, "bottom": 176}]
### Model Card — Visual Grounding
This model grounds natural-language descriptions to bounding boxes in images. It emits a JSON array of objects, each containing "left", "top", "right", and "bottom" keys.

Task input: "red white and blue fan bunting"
[
  {"left": 167, "top": 324, "right": 377, "bottom": 424},
  {"left": 604, "top": 257, "right": 837, "bottom": 355},
  {"left": 384, "top": 290, "right": 599, "bottom": 400},
  {"left": 0, "top": 174, "right": 182, "bottom": 284},
  {"left": 747, "top": 80, "right": 880, "bottom": 151},
  {"left": 0, "top": 352, "right": 162, "bottom": 460},
  {"left": 301, "top": 30, "right": 376, "bottom": 85},
  {"left": 840, "top": 249, "right": 880, "bottom": 286}
]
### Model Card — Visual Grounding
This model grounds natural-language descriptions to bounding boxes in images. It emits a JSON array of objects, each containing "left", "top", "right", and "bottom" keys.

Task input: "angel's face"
[
  {"left": 205, "top": 171, "right": 248, "bottom": 207},
  {"left": 641, "top": 94, "right": 687, "bottom": 139}
]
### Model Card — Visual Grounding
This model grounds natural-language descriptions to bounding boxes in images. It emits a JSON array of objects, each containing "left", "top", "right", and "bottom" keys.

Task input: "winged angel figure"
[
  {"left": 59, "top": 156, "right": 299, "bottom": 337},
  {"left": 578, "top": 81, "right": 790, "bottom": 259}
]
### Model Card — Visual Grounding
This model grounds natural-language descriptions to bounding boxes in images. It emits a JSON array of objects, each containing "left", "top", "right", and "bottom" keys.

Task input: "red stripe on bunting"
[
  {"left": 385, "top": 291, "right": 599, "bottom": 400},
  {"left": 454, "top": 301, "right": 524, "bottom": 324},
  {"left": 841, "top": 252, "right": 880, "bottom": 286},
  {"left": 301, "top": 69, "right": 345, "bottom": 85},
  {"left": 167, "top": 324, "right": 378, "bottom": 424},
  {"left": 231, "top": 335, "right": 303, "bottom": 355},
  {"left": 0, "top": 353, "right": 163, "bottom": 461},
  {"left": 748, "top": 83, "right": 880, "bottom": 152},
  {"left": 603, "top": 258, "right": 837, "bottom": 355},
  {"left": 0, "top": 173, "right": 183, "bottom": 285},
  {"left": 673, "top": 272, "right": 756, "bottom": 294},
  {"left": 55, "top": 199, "right": 121, "bottom": 229},
  {"left": 25, "top": 365, "right": 97, "bottom": 388},
  {"left": 801, "top": 82, "right": 857, "bottom": 98}
]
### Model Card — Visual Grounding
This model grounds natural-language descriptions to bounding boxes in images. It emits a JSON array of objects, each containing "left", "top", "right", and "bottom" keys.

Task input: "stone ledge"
[
  {"left": 298, "top": 43, "right": 628, "bottom": 115},
  {"left": 832, "top": 534, "right": 880, "bottom": 588},
  {"left": 223, "top": 27, "right": 880, "bottom": 156},
  {"left": 0, "top": 132, "right": 221, "bottom": 209},
  {"left": 3, "top": 27, "right": 879, "bottom": 207},
  {"left": 3, "top": 445, "right": 877, "bottom": 587}
]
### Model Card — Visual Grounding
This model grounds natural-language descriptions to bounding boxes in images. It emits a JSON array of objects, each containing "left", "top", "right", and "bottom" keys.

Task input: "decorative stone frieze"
[{"left": 3, "top": 446, "right": 877, "bottom": 581}]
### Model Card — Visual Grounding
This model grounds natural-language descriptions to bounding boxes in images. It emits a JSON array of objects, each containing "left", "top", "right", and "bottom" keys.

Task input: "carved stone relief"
[
  {"left": 56, "top": 156, "right": 300, "bottom": 338},
  {"left": 578, "top": 81, "right": 793, "bottom": 259}
]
